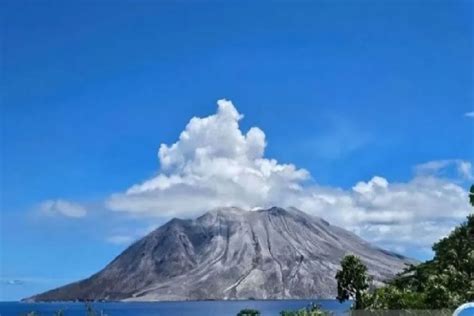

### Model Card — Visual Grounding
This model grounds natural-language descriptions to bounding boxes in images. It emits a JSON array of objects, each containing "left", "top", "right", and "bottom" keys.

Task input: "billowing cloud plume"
[
  {"left": 39, "top": 199, "right": 87, "bottom": 218},
  {"left": 107, "top": 99, "right": 309, "bottom": 218},
  {"left": 106, "top": 100, "right": 472, "bottom": 253}
]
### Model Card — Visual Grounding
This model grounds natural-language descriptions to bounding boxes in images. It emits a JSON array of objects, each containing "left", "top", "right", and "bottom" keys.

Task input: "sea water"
[{"left": 0, "top": 300, "right": 351, "bottom": 316}]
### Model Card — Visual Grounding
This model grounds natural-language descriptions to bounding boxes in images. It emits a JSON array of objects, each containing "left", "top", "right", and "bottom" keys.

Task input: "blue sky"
[{"left": 1, "top": 0, "right": 473, "bottom": 301}]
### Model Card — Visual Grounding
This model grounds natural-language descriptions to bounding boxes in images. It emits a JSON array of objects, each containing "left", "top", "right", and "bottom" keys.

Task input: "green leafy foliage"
[
  {"left": 362, "top": 285, "right": 426, "bottom": 310},
  {"left": 397, "top": 213, "right": 473, "bottom": 309},
  {"left": 336, "top": 186, "right": 474, "bottom": 311},
  {"left": 364, "top": 213, "right": 474, "bottom": 310},
  {"left": 237, "top": 309, "right": 261, "bottom": 316},
  {"left": 335, "top": 255, "right": 370, "bottom": 309}
]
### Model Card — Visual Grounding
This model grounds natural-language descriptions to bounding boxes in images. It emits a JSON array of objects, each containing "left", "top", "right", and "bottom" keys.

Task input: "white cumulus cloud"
[
  {"left": 39, "top": 199, "right": 87, "bottom": 218},
  {"left": 107, "top": 99, "right": 309, "bottom": 218},
  {"left": 105, "top": 99, "right": 473, "bottom": 254}
]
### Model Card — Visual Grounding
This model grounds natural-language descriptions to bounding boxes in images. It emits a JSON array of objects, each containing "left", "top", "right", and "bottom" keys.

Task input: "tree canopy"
[
  {"left": 335, "top": 254, "right": 370, "bottom": 309},
  {"left": 336, "top": 184, "right": 474, "bottom": 310},
  {"left": 390, "top": 213, "right": 474, "bottom": 309}
]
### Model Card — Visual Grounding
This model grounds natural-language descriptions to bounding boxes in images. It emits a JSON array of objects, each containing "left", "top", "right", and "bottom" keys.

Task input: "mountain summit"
[{"left": 28, "top": 207, "right": 413, "bottom": 301}]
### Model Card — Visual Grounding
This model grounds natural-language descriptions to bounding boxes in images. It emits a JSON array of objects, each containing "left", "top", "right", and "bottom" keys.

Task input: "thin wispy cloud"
[
  {"left": 0, "top": 277, "right": 74, "bottom": 285},
  {"left": 304, "top": 117, "right": 371, "bottom": 159},
  {"left": 106, "top": 235, "right": 135, "bottom": 245},
  {"left": 105, "top": 225, "right": 157, "bottom": 246},
  {"left": 105, "top": 100, "right": 472, "bottom": 254},
  {"left": 2, "top": 279, "right": 24, "bottom": 286},
  {"left": 39, "top": 199, "right": 87, "bottom": 218},
  {"left": 415, "top": 159, "right": 473, "bottom": 180},
  {"left": 464, "top": 111, "right": 474, "bottom": 118}
]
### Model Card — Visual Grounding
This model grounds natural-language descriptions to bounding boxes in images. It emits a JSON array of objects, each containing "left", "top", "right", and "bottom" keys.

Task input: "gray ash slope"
[{"left": 28, "top": 207, "right": 413, "bottom": 301}]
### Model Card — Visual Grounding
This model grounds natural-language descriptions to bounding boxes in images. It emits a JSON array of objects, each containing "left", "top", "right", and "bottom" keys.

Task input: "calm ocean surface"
[{"left": 0, "top": 300, "right": 351, "bottom": 316}]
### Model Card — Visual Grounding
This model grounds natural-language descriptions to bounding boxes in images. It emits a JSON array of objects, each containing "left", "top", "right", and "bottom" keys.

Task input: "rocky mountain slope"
[{"left": 27, "top": 207, "right": 413, "bottom": 301}]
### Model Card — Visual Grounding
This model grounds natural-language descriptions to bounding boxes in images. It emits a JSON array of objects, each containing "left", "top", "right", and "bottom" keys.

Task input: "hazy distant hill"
[{"left": 27, "top": 207, "right": 413, "bottom": 301}]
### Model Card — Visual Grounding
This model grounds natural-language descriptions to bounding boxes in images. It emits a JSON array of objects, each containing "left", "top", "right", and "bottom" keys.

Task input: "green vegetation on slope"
[{"left": 336, "top": 185, "right": 474, "bottom": 310}]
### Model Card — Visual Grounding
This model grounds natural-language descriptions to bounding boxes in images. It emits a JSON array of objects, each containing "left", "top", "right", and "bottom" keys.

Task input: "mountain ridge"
[{"left": 26, "top": 206, "right": 414, "bottom": 302}]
